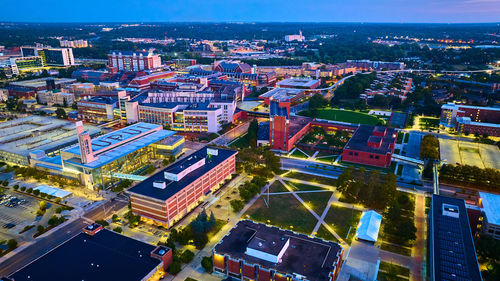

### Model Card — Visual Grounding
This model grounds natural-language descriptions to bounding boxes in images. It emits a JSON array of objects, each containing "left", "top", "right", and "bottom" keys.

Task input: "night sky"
[{"left": 3, "top": 0, "right": 500, "bottom": 23}]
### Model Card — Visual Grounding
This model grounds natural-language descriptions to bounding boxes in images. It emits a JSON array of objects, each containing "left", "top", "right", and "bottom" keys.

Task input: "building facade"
[
  {"left": 128, "top": 147, "right": 237, "bottom": 227},
  {"left": 37, "top": 90, "right": 75, "bottom": 106},
  {"left": 108, "top": 50, "right": 162, "bottom": 72},
  {"left": 440, "top": 103, "right": 500, "bottom": 136},
  {"left": 77, "top": 97, "right": 117, "bottom": 123},
  {"left": 21, "top": 46, "right": 75, "bottom": 66}
]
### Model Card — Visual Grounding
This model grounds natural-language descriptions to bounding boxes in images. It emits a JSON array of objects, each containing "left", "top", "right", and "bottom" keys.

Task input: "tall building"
[
  {"left": 128, "top": 147, "right": 237, "bottom": 227},
  {"left": 21, "top": 46, "right": 75, "bottom": 66},
  {"left": 429, "top": 195, "right": 482, "bottom": 281},
  {"left": 269, "top": 99, "right": 311, "bottom": 152},
  {"left": 440, "top": 103, "right": 500, "bottom": 136},
  {"left": 59, "top": 39, "right": 89, "bottom": 48},
  {"left": 108, "top": 50, "right": 162, "bottom": 72}
]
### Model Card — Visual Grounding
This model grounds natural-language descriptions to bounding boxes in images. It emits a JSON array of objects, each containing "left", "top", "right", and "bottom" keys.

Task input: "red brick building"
[
  {"left": 213, "top": 220, "right": 344, "bottom": 281},
  {"left": 108, "top": 50, "right": 162, "bottom": 73},
  {"left": 127, "top": 147, "right": 237, "bottom": 227},
  {"left": 342, "top": 125, "right": 397, "bottom": 168}
]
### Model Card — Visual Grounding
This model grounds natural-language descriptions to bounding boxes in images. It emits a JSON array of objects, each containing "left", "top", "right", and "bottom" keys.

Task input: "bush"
[
  {"left": 39, "top": 192, "right": 47, "bottom": 198},
  {"left": 180, "top": 250, "right": 195, "bottom": 263},
  {"left": 39, "top": 201, "right": 47, "bottom": 211},
  {"left": 36, "top": 225, "right": 44, "bottom": 233},
  {"left": 55, "top": 197, "right": 62, "bottom": 203},
  {"left": 20, "top": 186, "right": 26, "bottom": 191},
  {"left": 230, "top": 199, "right": 244, "bottom": 212},
  {"left": 55, "top": 207, "right": 63, "bottom": 214},
  {"left": 168, "top": 260, "right": 182, "bottom": 275},
  {"left": 201, "top": 256, "right": 213, "bottom": 273},
  {"left": 95, "top": 219, "right": 109, "bottom": 227},
  {"left": 33, "top": 189, "right": 40, "bottom": 196},
  {"left": 113, "top": 226, "right": 123, "bottom": 233},
  {"left": 13, "top": 184, "right": 19, "bottom": 190},
  {"left": 112, "top": 214, "right": 119, "bottom": 222},
  {"left": 7, "top": 239, "right": 17, "bottom": 250},
  {"left": 2, "top": 180, "right": 8, "bottom": 187},
  {"left": 26, "top": 187, "right": 33, "bottom": 193}
]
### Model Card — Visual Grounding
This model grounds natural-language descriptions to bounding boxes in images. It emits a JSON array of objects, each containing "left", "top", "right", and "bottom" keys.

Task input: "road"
[{"left": 0, "top": 198, "right": 127, "bottom": 277}]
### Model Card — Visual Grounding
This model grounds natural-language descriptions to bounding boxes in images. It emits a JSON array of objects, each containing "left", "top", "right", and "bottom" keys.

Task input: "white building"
[
  {"left": 284, "top": 30, "right": 305, "bottom": 42},
  {"left": 479, "top": 192, "right": 500, "bottom": 240},
  {"left": 37, "top": 90, "right": 75, "bottom": 106}
]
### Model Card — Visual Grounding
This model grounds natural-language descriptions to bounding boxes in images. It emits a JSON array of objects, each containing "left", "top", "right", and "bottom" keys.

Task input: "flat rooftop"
[
  {"left": 214, "top": 220, "right": 342, "bottom": 281},
  {"left": 0, "top": 116, "right": 101, "bottom": 157},
  {"left": 259, "top": 88, "right": 304, "bottom": 102},
  {"left": 344, "top": 124, "right": 396, "bottom": 155},
  {"left": 9, "top": 229, "right": 161, "bottom": 281},
  {"left": 128, "top": 147, "right": 237, "bottom": 201},
  {"left": 479, "top": 192, "right": 500, "bottom": 226},
  {"left": 289, "top": 116, "right": 313, "bottom": 140},
  {"left": 9, "top": 77, "right": 76, "bottom": 88},
  {"left": 277, "top": 78, "right": 320, "bottom": 88},
  {"left": 430, "top": 195, "right": 482, "bottom": 281},
  {"left": 64, "top": 122, "right": 175, "bottom": 169}
]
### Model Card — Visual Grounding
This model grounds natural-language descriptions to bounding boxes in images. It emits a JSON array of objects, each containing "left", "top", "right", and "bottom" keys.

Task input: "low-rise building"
[
  {"left": 478, "top": 192, "right": 500, "bottom": 240},
  {"left": 276, "top": 78, "right": 320, "bottom": 89},
  {"left": 213, "top": 220, "right": 343, "bottom": 281},
  {"left": 128, "top": 147, "right": 237, "bottom": 227},
  {"left": 37, "top": 89, "right": 74, "bottom": 106},
  {"left": 77, "top": 96, "right": 117, "bottom": 123},
  {"left": 440, "top": 103, "right": 500, "bottom": 136}
]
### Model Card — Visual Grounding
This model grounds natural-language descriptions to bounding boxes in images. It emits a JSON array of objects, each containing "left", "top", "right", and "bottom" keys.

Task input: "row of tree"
[
  {"left": 440, "top": 164, "right": 500, "bottom": 190},
  {"left": 420, "top": 134, "right": 440, "bottom": 160}
]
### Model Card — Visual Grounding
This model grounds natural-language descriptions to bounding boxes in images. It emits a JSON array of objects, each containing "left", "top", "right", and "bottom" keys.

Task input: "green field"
[
  {"left": 244, "top": 194, "right": 318, "bottom": 234},
  {"left": 305, "top": 108, "right": 381, "bottom": 125},
  {"left": 268, "top": 181, "right": 288, "bottom": 193},
  {"left": 323, "top": 205, "right": 361, "bottom": 244},
  {"left": 284, "top": 180, "right": 325, "bottom": 191},
  {"left": 290, "top": 149, "right": 309, "bottom": 159},
  {"left": 285, "top": 171, "right": 335, "bottom": 186},
  {"left": 228, "top": 133, "right": 249, "bottom": 148},
  {"left": 315, "top": 224, "right": 339, "bottom": 243},
  {"left": 298, "top": 192, "right": 333, "bottom": 215},
  {"left": 378, "top": 262, "right": 410, "bottom": 281}
]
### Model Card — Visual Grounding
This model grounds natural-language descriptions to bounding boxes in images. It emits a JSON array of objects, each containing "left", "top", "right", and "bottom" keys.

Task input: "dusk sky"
[{"left": 3, "top": 0, "right": 500, "bottom": 23}]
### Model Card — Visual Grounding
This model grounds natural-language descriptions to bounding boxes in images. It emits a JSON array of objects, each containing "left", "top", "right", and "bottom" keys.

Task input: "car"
[{"left": 3, "top": 223, "right": 16, "bottom": 229}]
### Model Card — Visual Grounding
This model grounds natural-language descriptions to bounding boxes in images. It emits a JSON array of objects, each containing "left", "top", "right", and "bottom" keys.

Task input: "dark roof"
[
  {"left": 344, "top": 124, "right": 396, "bottom": 155},
  {"left": 10, "top": 229, "right": 161, "bottom": 281},
  {"left": 288, "top": 116, "right": 313, "bottom": 140},
  {"left": 258, "top": 121, "right": 270, "bottom": 141},
  {"left": 214, "top": 220, "right": 342, "bottom": 281},
  {"left": 79, "top": 96, "right": 117, "bottom": 104},
  {"left": 128, "top": 147, "right": 237, "bottom": 201},
  {"left": 430, "top": 195, "right": 482, "bottom": 281}
]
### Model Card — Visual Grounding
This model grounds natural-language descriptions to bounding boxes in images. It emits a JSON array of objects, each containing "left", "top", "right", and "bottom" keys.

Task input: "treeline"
[
  {"left": 230, "top": 176, "right": 268, "bottom": 212},
  {"left": 440, "top": 164, "right": 500, "bottom": 190},
  {"left": 331, "top": 72, "right": 377, "bottom": 102},
  {"left": 420, "top": 134, "right": 439, "bottom": 160}
]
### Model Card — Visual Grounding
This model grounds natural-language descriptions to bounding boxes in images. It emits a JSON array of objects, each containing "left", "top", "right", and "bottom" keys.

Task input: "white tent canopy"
[
  {"left": 355, "top": 210, "right": 382, "bottom": 243},
  {"left": 35, "top": 185, "right": 72, "bottom": 198}
]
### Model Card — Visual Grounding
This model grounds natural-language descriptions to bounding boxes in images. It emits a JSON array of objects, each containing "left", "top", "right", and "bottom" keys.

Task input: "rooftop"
[
  {"left": 9, "top": 229, "right": 161, "bottom": 281},
  {"left": 128, "top": 147, "right": 237, "bottom": 201},
  {"left": 277, "top": 78, "right": 320, "bottom": 88},
  {"left": 259, "top": 88, "right": 304, "bottom": 102},
  {"left": 479, "top": 192, "right": 500, "bottom": 226},
  {"left": 344, "top": 125, "right": 396, "bottom": 155},
  {"left": 430, "top": 195, "right": 482, "bottom": 281},
  {"left": 214, "top": 220, "right": 343, "bottom": 281},
  {"left": 9, "top": 77, "right": 76, "bottom": 88}
]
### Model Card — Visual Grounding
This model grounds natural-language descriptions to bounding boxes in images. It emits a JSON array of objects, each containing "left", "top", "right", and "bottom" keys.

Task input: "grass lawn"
[
  {"left": 297, "top": 192, "right": 333, "bottom": 215},
  {"left": 419, "top": 117, "right": 440, "bottom": 129},
  {"left": 340, "top": 160, "right": 397, "bottom": 174},
  {"left": 229, "top": 133, "right": 249, "bottom": 149},
  {"left": 284, "top": 180, "right": 325, "bottom": 191},
  {"left": 315, "top": 224, "right": 339, "bottom": 243},
  {"left": 207, "top": 219, "right": 228, "bottom": 240},
  {"left": 403, "top": 133, "right": 410, "bottom": 143},
  {"left": 285, "top": 171, "right": 335, "bottom": 186},
  {"left": 290, "top": 149, "right": 309, "bottom": 158},
  {"left": 268, "top": 181, "right": 288, "bottom": 193},
  {"left": 396, "top": 164, "right": 403, "bottom": 176},
  {"left": 244, "top": 194, "right": 318, "bottom": 235},
  {"left": 323, "top": 205, "right": 361, "bottom": 244},
  {"left": 307, "top": 108, "right": 381, "bottom": 125},
  {"left": 316, "top": 156, "right": 336, "bottom": 163},
  {"left": 380, "top": 242, "right": 412, "bottom": 256},
  {"left": 378, "top": 261, "right": 410, "bottom": 281},
  {"left": 396, "top": 132, "right": 404, "bottom": 144}
]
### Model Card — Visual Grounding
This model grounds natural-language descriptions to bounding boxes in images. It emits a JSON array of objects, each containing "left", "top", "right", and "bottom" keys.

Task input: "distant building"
[
  {"left": 276, "top": 78, "right": 320, "bottom": 89},
  {"left": 7, "top": 77, "right": 76, "bottom": 99},
  {"left": 37, "top": 89, "right": 75, "bottom": 106},
  {"left": 6, "top": 224, "right": 172, "bottom": 281},
  {"left": 213, "top": 60, "right": 252, "bottom": 73},
  {"left": 284, "top": 30, "right": 305, "bottom": 42},
  {"left": 21, "top": 46, "right": 75, "bottom": 66},
  {"left": 59, "top": 39, "right": 89, "bottom": 48},
  {"left": 128, "top": 147, "right": 237, "bottom": 227},
  {"left": 440, "top": 103, "right": 500, "bottom": 136},
  {"left": 213, "top": 220, "right": 343, "bottom": 281},
  {"left": 108, "top": 50, "right": 162, "bottom": 72},
  {"left": 344, "top": 60, "right": 405, "bottom": 71},
  {"left": 8, "top": 56, "right": 44, "bottom": 74},
  {"left": 127, "top": 71, "right": 175, "bottom": 90},
  {"left": 429, "top": 195, "right": 482, "bottom": 281},
  {"left": 77, "top": 96, "right": 117, "bottom": 123},
  {"left": 341, "top": 125, "right": 396, "bottom": 168},
  {"left": 259, "top": 88, "right": 306, "bottom": 106}
]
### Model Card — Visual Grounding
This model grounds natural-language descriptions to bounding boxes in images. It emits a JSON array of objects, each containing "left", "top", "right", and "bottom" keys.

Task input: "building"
[
  {"left": 213, "top": 60, "right": 252, "bottom": 73},
  {"left": 344, "top": 60, "right": 405, "bottom": 71},
  {"left": 478, "top": 192, "right": 500, "bottom": 240},
  {"left": 128, "top": 147, "right": 236, "bottom": 227},
  {"left": 9, "top": 56, "right": 44, "bottom": 73},
  {"left": 213, "top": 220, "right": 343, "bottom": 281},
  {"left": 259, "top": 88, "right": 306, "bottom": 106},
  {"left": 156, "top": 135, "right": 185, "bottom": 157},
  {"left": 342, "top": 125, "right": 396, "bottom": 168},
  {"left": 277, "top": 78, "right": 321, "bottom": 89},
  {"left": 128, "top": 71, "right": 175, "bottom": 90},
  {"left": 37, "top": 89, "right": 75, "bottom": 106},
  {"left": 429, "top": 195, "right": 482, "bottom": 281},
  {"left": 440, "top": 103, "right": 500, "bottom": 136},
  {"left": 108, "top": 50, "right": 162, "bottom": 72},
  {"left": 7, "top": 77, "right": 76, "bottom": 98},
  {"left": 5, "top": 224, "right": 171, "bottom": 281},
  {"left": 77, "top": 96, "right": 117, "bottom": 123},
  {"left": 269, "top": 99, "right": 312, "bottom": 152},
  {"left": 354, "top": 210, "right": 382, "bottom": 243},
  {"left": 21, "top": 46, "right": 75, "bottom": 66},
  {"left": 59, "top": 39, "right": 89, "bottom": 48},
  {"left": 189, "top": 68, "right": 276, "bottom": 87},
  {"left": 0, "top": 116, "right": 101, "bottom": 166},
  {"left": 284, "top": 30, "right": 305, "bottom": 42}
]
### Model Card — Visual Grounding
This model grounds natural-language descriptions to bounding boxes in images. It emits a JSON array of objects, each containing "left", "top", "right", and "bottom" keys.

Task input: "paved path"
[
  {"left": 311, "top": 192, "right": 337, "bottom": 235},
  {"left": 412, "top": 194, "right": 426, "bottom": 280}
]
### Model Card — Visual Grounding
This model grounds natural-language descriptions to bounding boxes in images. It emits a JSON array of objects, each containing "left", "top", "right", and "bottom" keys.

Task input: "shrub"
[
  {"left": 26, "top": 187, "right": 33, "bottom": 193},
  {"left": 95, "top": 219, "right": 109, "bottom": 227},
  {"left": 7, "top": 239, "right": 17, "bottom": 250},
  {"left": 55, "top": 198, "right": 62, "bottom": 203},
  {"left": 36, "top": 225, "right": 44, "bottom": 233},
  {"left": 168, "top": 260, "right": 182, "bottom": 275},
  {"left": 180, "top": 250, "right": 195, "bottom": 263},
  {"left": 55, "top": 207, "right": 63, "bottom": 214},
  {"left": 20, "top": 186, "right": 26, "bottom": 191},
  {"left": 230, "top": 199, "right": 244, "bottom": 212},
  {"left": 201, "top": 256, "right": 213, "bottom": 273},
  {"left": 112, "top": 226, "right": 123, "bottom": 233},
  {"left": 13, "top": 184, "right": 19, "bottom": 190},
  {"left": 33, "top": 189, "right": 40, "bottom": 196}
]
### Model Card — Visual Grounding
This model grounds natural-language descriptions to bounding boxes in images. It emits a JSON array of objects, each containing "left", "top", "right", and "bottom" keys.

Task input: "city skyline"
[{"left": 2, "top": 0, "right": 500, "bottom": 23}]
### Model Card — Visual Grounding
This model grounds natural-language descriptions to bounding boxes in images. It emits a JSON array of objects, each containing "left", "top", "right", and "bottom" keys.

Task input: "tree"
[
  {"left": 112, "top": 214, "right": 119, "bottom": 222},
  {"left": 247, "top": 119, "right": 258, "bottom": 148},
  {"left": 113, "top": 226, "right": 123, "bottom": 233},
  {"left": 39, "top": 201, "right": 47, "bottom": 211},
  {"left": 193, "top": 232, "right": 208, "bottom": 249},
  {"left": 168, "top": 260, "right": 182, "bottom": 275},
  {"left": 36, "top": 225, "right": 45, "bottom": 233},
  {"left": 55, "top": 108, "right": 67, "bottom": 119},
  {"left": 230, "top": 199, "right": 244, "bottom": 212},
  {"left": 1, "top": 180, "right": 8, "bottom": 187},
  {"left": 180, "top": 249, "right": 195, "bottom": 263},
  {"left": 7, "top": 239, "right": 17, "bottom": 250},
  {"left": 420, "top": 134, "right": 439, "bottom": 160},
  {"left": 201, "top": 256, "right": 213, "bottom": 273},
  {"left": 33, "top": 189, "right": 41, "bottom": 196}
]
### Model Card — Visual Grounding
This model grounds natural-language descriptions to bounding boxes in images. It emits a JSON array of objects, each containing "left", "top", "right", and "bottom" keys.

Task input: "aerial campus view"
[{"left": 0, "top": 1, "right": 499, "bottom": 281}]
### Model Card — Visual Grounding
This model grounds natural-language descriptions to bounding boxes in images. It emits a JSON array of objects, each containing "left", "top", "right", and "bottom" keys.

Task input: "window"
[
  {"left": 369, "top": 155, "right": 373, "bottom": 159},
  {"left": 375, "top": 156, "right": 379, "bottom": 159},
  {"left": 354, "top": 152, "right": 358, "bottom": 156},
  {"left": 349, "top": 152, "right": 353, "bottom": 155}
]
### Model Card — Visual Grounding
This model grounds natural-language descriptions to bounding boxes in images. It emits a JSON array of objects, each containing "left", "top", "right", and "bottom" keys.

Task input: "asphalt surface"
[{"left": 0, "top": 199, "right": 127, "bottom": 277}]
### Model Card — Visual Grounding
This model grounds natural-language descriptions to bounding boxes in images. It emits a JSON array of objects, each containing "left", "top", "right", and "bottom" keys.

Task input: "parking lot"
[{"left": 439, "top": 138, "right": 500, "bottom": 170}]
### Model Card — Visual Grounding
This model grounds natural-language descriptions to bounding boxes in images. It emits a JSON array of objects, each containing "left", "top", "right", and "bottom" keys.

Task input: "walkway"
[{"left": 412, "top": 194, "right": 426, "bottom": 280}]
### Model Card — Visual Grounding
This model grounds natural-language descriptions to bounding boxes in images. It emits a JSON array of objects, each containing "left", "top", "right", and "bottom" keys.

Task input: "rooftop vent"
[
  {"left": 153, "top": 181, "right": 167, "bottom": 189},
  {"left": 442, "top": 204, "right": 459, "bottom": 218}
]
